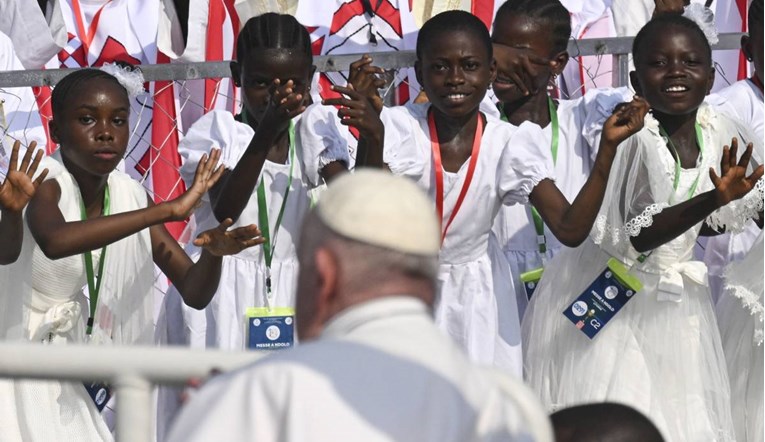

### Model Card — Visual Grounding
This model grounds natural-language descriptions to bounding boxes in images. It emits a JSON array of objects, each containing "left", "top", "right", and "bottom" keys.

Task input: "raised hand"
[
  {"left": 193, "top": 218, "right": 265, "bottom": 256},
  {"left": 347, "top": 55, "right": 386, "bottom": 114},
  {"left": 601, "top": 96, "right": 650, "bottom": 148},
  {"left": 166, "top": 149, "right": 225, "bottom": 221},
  {"left": 259, "top": 79, "right": 308, "bottom": 135},
  {"left": 710, "top": 138, "right": 764, "bottom": 206},
  {"left": 0, "top": 141, "right": 48, "bottom": 213},
  {"left": 492, "top": 43, "right": 555, "bottom": 97},
  {"left": 323, "top": 84, "right": 385, "bottom": 143}
]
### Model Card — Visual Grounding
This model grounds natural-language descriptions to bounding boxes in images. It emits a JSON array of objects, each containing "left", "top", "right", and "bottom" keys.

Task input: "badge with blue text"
[
  {"left": 563, "top": 258, "right": 643, "bottom": 339},
  {"left": 520, "top": 267, "right": 544, "bottom": 301},
  {"left": 83, "top": 381, "right": 111, "bottom": 412},
  {"left": 245, "top": 307, "right": 295, "bottom": 350}
]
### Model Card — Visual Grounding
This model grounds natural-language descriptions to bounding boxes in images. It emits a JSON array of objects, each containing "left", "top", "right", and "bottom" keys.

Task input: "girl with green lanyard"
[
  {"left": 522, "top": 14, "right": 763, "bottom": 442},
  {"left": 486, "top": 0, "right": 632, "bottom": 318}
]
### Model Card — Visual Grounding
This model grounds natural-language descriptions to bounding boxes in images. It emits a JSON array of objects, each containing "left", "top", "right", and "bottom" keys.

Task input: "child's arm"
[
  {"left": 26, "top": 150, "right": 224, "bottom": 259},
  {"left": 631, "top": 139, "right": 763, "bottom": 252},
  {"left": 529, "top": 97, "right": 650, "bottom": 247},
  {"left": 0, "top": 141, "right": 48, "bottom": 264},
  {"left": 150, "top": 217, "right": 264, "bottom": 309},
  {"left": 211, "top": 80, "right": 305, "bottom": 222}
]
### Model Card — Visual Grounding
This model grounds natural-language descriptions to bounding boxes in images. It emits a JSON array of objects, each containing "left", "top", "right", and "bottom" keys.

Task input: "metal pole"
[
  {"left": 612, "top": 53, "right": 631, "bottom": 88},
  {"left": 115, "top": 375, "right": 153, "bottom": 442}
]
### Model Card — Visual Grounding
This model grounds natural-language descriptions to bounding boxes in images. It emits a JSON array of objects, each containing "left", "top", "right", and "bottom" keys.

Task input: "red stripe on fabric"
[
  {"left": 32, "top": 86, "right": 56, "bottom": 154},
  {"left": 397, "top": 79, "right": 409, "bottom": 105},
  {"left": 204, "top": 0, "right": 226, "bottom": 113},
  {"left": 737, "top": 0, "right": 749, "bottom": 81},
  {"left": 471, "top": 0, "right": 494, "bottom": 31},
  {"left": 152, "top": 51, "right": 187, "bottom": 239},
  {"left": 330, "top": 1, "right": 365, "bottom": 35},
  {"left": 376, "top": 0, "right": 403, "bottom": 38}
]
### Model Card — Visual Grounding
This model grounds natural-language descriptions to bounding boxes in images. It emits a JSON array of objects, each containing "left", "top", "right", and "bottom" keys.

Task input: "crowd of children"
[{"left": 0, "top": 1, "right": 762, "bottom": 441}]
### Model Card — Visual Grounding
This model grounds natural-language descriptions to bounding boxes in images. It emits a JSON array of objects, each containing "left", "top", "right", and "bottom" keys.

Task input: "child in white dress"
[{"left": 522, "top": 15, "right": 763, "bottom": 442}]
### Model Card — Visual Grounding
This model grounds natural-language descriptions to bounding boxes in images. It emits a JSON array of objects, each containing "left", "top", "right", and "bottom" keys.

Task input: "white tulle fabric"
[
  {"left": 717, "top": 233, "right": 764, "bottom": 442},
  {"left": 522, "top": 103, "right": 762, "bottom": 442},
  {"left": 0, "top": 152, "right": 154, "bottom": 441},
  {"left": 380, "top": 102, "right": 554, "bottom": 377}
]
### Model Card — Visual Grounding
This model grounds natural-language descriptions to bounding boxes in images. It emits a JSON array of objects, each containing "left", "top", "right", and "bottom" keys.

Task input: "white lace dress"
[
  {"left": 522, "top": 104, "right": 763, "bottom": 442},
  {"left": 0, "top": 153, "right": 155, "bottom": 442},
  {"left": 381, "top": 102, "right": 553, "bottom": 377},
  {"left": 717, "top": 232, "right": 764, "bottom": 442}
]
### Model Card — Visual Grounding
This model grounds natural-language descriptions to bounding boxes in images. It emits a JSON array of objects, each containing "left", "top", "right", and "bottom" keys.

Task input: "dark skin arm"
[
  {"left": 212, "top": 80, "right": 305, "bottom": 222},
  {"left": 630, "top": 139, "right": 764, "bottom": 252},
  {"left": 529, "top": 97, "right": 651, "bottom": 247},
  {"left": 0, "top": 141, "right": 48, "bottom": 264}
]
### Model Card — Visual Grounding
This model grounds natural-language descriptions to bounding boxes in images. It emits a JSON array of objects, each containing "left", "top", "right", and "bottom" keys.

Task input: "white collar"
[{"left": 321, "top": 296, "right": 430, "bottom": 339}]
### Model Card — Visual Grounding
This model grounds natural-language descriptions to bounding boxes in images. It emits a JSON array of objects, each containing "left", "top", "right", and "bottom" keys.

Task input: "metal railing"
[{"left": 0, "top": 341, "right": 265, "bottom": 441}]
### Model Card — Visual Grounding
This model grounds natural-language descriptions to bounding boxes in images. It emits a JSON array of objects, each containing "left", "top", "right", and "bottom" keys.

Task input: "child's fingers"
[
  {"left": 719, "top": 145, "right": 731, "bottom": 176},
  {"left": 18, "top": 142, "right": 35, "bottom": 174},
  {"left": 208, "top": 164, "right": 226, "bottom": 188},
  {"left": 8, "top": 140, "right": 21, "bottom": 171},
  {"left": 27, "top": 149, "right": 44, "bottom": 178},
  {"left": 736, "top": 141, "right": 754, "bottom": 169},
  {"left": 331, "top": 84, "right": 363, "bottom": 100},
  {"left": 32, "top": 168, "right": 49, "bottom": 188},
  {"left": 216, "top": 218, "right": 234, "bottom": 231},
  {"left": 709, "top": 167, "right": 722, "bottom": 189},
  {"left": 728, "top": 138, "right": 739, "bottom": 169},
  {"left": 748, "top": 164, "right": 764, "bottom": 184}
]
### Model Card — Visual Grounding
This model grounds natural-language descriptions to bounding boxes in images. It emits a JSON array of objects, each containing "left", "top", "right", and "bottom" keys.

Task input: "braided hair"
[
  {"left": 632, "top": 14, "right": 712, "bottom": 65},
  {"left": 416, "top": 10, "right": 492, "bottom": 61},
  {"left": 236, "top": 13, "right": 312, "bottom": 64},
  {"left": 749, "top": 0, "right": 762, "bottom": 32},
  {"left": 51, "top": 69, "right": 126, "bottom": 118}
]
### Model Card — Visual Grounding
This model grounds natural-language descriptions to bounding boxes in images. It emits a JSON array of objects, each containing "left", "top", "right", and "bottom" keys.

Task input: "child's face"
[
  {"left": 51, "top": 78, "right": 129, "bottom": 177},
  {"left": 491, "top": 15, "right": 557, "bottom": 103},
  {"left": 233, "top": 49, "right": 313, "bottom": 125},
  {"left": 631, "top": 24, "right": 714, "bottom": 116},
  {"left": 415, "top": 29, "right": 495, "bottom": 118}
]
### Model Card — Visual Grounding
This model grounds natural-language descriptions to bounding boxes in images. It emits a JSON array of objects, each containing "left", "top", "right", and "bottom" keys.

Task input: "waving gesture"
[
  {"left": 0, "top": 141, "right": 48, "bottom": 213},
  {"left": 347, "top": 55, "right": 386, "bottom": 114},
  {"left": 193, "top": 218, "right": 265, "bottom": 256},
  {"left": 601, "top": 96, "right": 651, "bottom": 148},
  {"left": 165, "top": 149, "right": 225, "bottom": 221},
  {"left": 259, "top": 79, "right": 308, "bottom": 135},
  {"left": 710, "top": 138, "right": 764, "bottom": 206}
]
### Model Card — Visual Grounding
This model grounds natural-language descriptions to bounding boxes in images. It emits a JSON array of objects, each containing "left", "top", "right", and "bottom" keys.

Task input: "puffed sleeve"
[
  {"left": 296, "top": 103, "right": 352, "bottom": 188},
  {"left": 497, "top": 121, "right": 555, "bottom": 205},
  {"left": 178, "top": 110, "right": 255, "bottom": 193},
  {"left": 380, "top": 105, "right": 427, "bottom": 179},
  {"left": 579, "top": 87, "right": 634, "bottom": 163}
]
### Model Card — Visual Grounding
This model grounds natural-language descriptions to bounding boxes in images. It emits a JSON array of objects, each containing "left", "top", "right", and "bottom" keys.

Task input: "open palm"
[
  {"left": 710, "top": 138, "right": 764, "bottom": 206},
  {"left": 0, "top": 141, "right": 48, "bottom": 213}
]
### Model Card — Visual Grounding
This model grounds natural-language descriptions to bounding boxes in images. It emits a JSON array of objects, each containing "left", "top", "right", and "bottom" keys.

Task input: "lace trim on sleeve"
[
  {"left": 707, "top": 178, "right": 764, "bottom": 233},
  {"left": 591, "top": 202, "right": 670, "bottom": 246}
]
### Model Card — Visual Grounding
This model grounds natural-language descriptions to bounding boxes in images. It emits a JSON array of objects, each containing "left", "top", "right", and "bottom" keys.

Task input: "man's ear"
[
  {"left": 314, "top": 246, "right": 340, "bottom": 311},
  {"left": 230, "top": 61, "right": 241, "bottom": 87}
]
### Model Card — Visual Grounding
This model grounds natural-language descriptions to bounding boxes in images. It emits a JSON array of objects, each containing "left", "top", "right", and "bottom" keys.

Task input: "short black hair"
[
  {"left": 493, "top": 0, "right": 572, "bottom": 54},
  {"left": 552, "top": 403, "right": 664, "bottom": 442},
  {"left": 750, "top": 0, "right": 763, "bottom": 31},
  {"left": 236, "top": 13, "right": 312, "bottom": 64},
  {"left": 416, "top": 10, "right": 492, "bottom": 61},
  {"left": 632, "top": 14, "right": 712, "bottom": 65},
  {"left": 51, "top": 68, "right": 127, "bottom": 118}
]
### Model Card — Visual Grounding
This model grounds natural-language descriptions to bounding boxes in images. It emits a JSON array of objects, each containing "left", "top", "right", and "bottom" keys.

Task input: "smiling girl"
[
  {"left": 522, "top": 14, "right": 763, "bottom": 442},
  {"left": 334, "top": 10, "right": 648, "bottom": 376}
]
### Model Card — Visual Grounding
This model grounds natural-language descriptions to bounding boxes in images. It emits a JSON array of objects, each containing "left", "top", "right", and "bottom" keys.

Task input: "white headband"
[{"left": 683, "top": 3, "right": 719, "bottom": 45}]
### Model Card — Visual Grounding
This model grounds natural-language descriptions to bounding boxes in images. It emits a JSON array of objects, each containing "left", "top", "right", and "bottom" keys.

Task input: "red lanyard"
[
  {"left": 71, "top": 0, "right": 112, "bottom": 56},
  {"left": 428, "top": 110, "right": 483, "bottom": 244}
]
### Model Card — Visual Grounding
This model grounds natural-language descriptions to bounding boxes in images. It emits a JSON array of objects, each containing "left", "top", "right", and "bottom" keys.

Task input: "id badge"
[
  {"left": 562, "top": 258, "right": 643, "bottom": 339},
  {"left": 520, "top": 267, "right": 544, "bottom": 301},
  {"left": 245, "top": 307, "right": 295, "bottom": 350},
  {"left": 83, "top": 381, "right": 111, "bottom": 412}
]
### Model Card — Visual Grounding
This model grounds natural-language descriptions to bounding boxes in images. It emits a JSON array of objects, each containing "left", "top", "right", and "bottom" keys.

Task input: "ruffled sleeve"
[
  {"left": 579, "top": 87, "right": 634, "bottom": 163},
  {"left": 380, "top": 105, "right": 427, "bottom": 179},
  {"left": 496, "top": 121, "right": 555, "bottom": 205},
  {"left": 296, "top": 103, "right": 352, "bottom": 188},
  {"left": 178, "top": 110, "right": 254, "bottom": 193},
  {"left": 723, "top": 233, "right": 764, "bottom": 345}
]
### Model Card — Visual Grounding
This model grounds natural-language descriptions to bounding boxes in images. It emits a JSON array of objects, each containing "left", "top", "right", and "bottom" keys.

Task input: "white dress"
[
  {"left": 717, "top": 232, "right": 764, "bottom": 442},
  {"left": 699, "top": 79, "right": 764, "bottom": 303},
  {"left": 522, "top": 104, "right": 763, "bottom": 442},
  {"left": 381, "top": 103, "right": 553, "bottom": 377},
  {"left": 485, "top": 90, "right": 628, "bottom": 319},
  {"left": 155, "top": 106, "right": 345, "bottom": 439},
  {"left": 0, "top": 152, "right": 155, "bottom": 442}
]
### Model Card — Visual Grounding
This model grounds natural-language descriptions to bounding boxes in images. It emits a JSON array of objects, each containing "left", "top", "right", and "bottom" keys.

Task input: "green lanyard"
[
  {"left": 637, "top": 122, "right": 704, "bottom": 263},
  {"left": 498, "top": 97, "right": 559, "bottom": 254},
  {"left": 256, "top": 121, "right": 296, "bottom": 296},
  {"left": 80, "top": 185, "right": 110, "bottom": 336}
]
